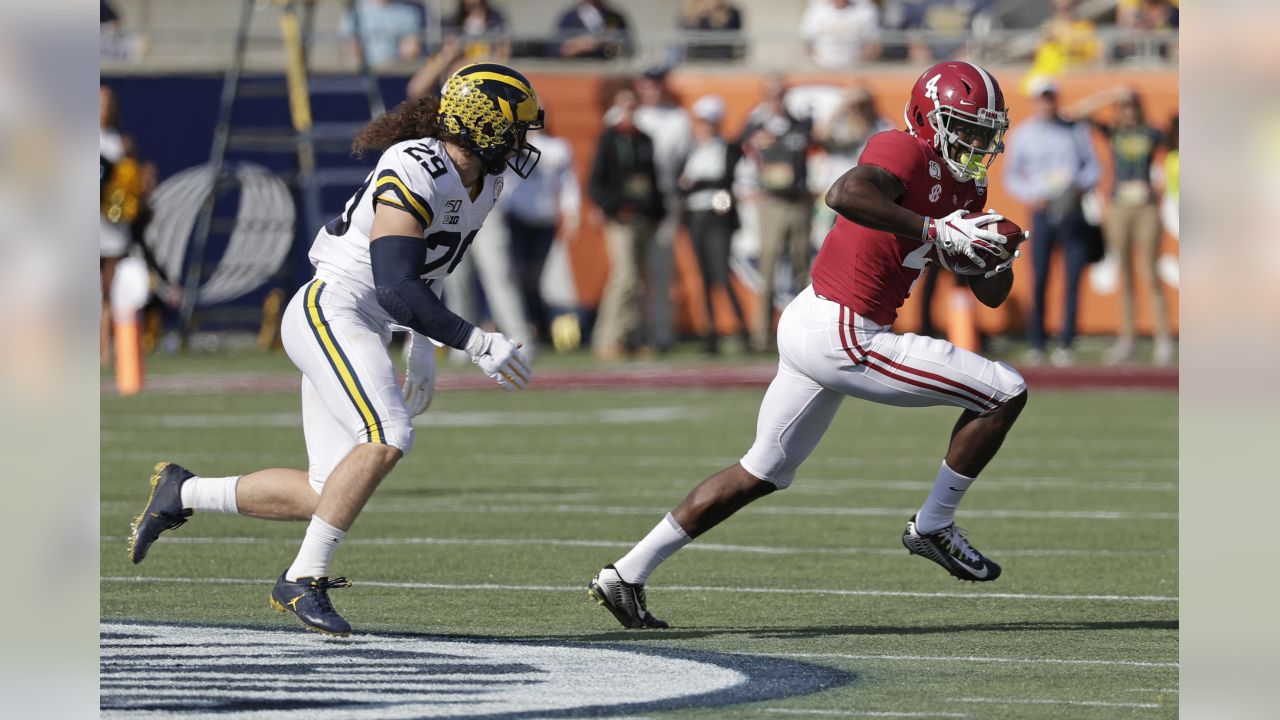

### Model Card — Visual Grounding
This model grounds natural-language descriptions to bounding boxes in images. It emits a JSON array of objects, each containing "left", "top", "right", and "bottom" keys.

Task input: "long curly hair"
[{"left": 351, "top": 96, "right": 457, "bottom": 157}]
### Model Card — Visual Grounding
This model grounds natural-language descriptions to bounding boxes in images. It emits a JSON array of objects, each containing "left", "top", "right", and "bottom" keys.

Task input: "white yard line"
[
  {"left": 357, "top": 503, "right": 1178, "bottom": 521},
  {"left": 100, "top": 575, "right": 1178, "bottom": 603},
  {"left": 762, "top": 652, "right": 1177, "bottom": 669},
  {"left": 107, "top": 407, "right": 704, "bottom": 430},
  {"left": 766, "top": 710, "right": 971, "bottom": 718},
  {"left": 954, "top": 696, "right": 1163, "bottom": 709},
  {"left": 99, "top": 535, "right": 1175, "bottom": 558},
  {"left": 97, "top": 500, "right": 1177, "bottom": 521}
]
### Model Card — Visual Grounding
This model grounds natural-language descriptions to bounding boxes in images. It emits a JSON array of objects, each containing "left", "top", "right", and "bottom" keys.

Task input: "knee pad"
[
  {"left": 385, "top": 422, "right": 415, "bottom": 456},
  {"left": 992, "top": 361, "right": 1028, "bottom": 400},
  {"left": 739, "top": 455, "right": 796, "bottom": 491}
]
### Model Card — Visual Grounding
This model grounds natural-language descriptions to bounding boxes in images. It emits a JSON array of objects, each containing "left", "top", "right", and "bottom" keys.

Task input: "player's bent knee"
[
  {"left": 739, "top": 456, "right": 794, "bottom": 491},
  {"left": 758, "top": 469, "right": 795, "bottom": 491},
  {"left": 389, "top": 424, "right": 415, "bottom": 456},
  {"left": 993, "top": 362, "right": 1028, "bottom": 403}
]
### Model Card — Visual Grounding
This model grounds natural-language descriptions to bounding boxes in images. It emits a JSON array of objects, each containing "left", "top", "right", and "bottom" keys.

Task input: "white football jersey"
[{"left": 309, "top": 137, "right": 505, "bottom": 310}]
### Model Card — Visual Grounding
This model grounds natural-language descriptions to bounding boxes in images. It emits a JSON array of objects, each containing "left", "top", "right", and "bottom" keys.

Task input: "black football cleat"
[
  {"left": 269, "top": 572, "right": 354, "bottom": 637},
  {"left": 588, "top": 565, "right": 669, "bottom": 629},
  {"left": 902, "top": 515, "right": 1002, "bottom": 582},
  {"left": 128, "top": 462, "right": 195, "bottom": 564}
]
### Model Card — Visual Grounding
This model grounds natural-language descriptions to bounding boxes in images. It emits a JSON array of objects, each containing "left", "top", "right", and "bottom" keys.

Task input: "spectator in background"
[
  {"left": 1158, "top": 114, "right": 1178, "bottom": 240},
  {"left": 1115, "top": 0, "right": 1178, "bottom": 61},
  {"left": 408, "top": 2, "right": 509, "bottom": 101},
  {"left": 811, "top": 85, "right": 892, "bottom": 239},
  {"left": 1025, "top": 0, "right": 1100, "bottom": 89},
  {"left": 101, "top": 1, "right": 119, "bottom": 29},
  {"left": 800, "top": 0, "right": 882, "bottom": 69},
  {"left": 631, "top": 67, "right": 692, "bottom": 353},
  {"left": 557, "top": 0, "right": 633, "bottom": 60},
  {"left": 445, "top": 0, "right": 511, "bottom": 61},
  {"left": 680, "top": 0, "right": 745, "bottom": 62},
  {"left": 589, "top": 89, "right": 663, "bottom": 359},
  {"left": 739, "top": 75, "right": 814, "bottom": 351},
  {"left": 1071, "top": 87, "right": 1172, "bottom": 365},
  {"left": 883, "top": 0, "right": 997, "bottom": 61},
  {"left": 101, "top": 84, "right": 128, "bottom": 365},
  {"left": 341, "top": 0, "right": 424, "bottom": 68},
  {"left": 503, "top": 125, "right": 582, "bottom": 347},
  {"left": 813, "top": 85, "right": 892, "bottom": 200},
  {"left": 679, "top": 95, "right": 749, "bottom": 354},
  {"left": 1003, "top": 79, "right": 1101, "bottom": 367},
  {"left": 1119, "top": 0, "right": 1178, "bottom": 30}
]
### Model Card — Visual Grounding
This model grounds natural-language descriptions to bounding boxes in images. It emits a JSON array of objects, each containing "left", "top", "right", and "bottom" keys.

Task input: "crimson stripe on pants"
[{"left": 838, "top": 306, "right": 997, "bottom": 411}]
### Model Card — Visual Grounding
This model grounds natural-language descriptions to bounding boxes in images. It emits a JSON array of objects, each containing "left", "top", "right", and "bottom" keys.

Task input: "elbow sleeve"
[{"left": 370, "top": 235, "right": 475, "bottom": 350}]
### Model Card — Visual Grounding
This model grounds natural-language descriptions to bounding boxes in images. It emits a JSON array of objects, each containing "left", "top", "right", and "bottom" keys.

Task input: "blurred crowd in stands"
[
  {"left": 100, "top": 0, "right": 1180, "bottom": 367},
  {"left": 102, "top": 0, "right": 1179, "bottom": 70}
]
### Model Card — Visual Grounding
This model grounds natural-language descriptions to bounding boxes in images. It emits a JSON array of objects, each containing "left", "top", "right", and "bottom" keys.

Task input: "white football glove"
[
  {"left": 401, "top": 333, "right": 437, "bottom": 416},
  {"left": 928, "top": 209, "right": 1008, "bottom": 270},
  {"left": 465, "top": 328, "right": 532, "bottom": 391},
  {"left": 981, "top": 229, "right": 1028, "bottom": 279}
]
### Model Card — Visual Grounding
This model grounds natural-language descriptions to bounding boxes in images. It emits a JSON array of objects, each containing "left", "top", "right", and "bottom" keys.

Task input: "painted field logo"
[{"left": 101, "top": 622, "right": 849, "bottom": 718}]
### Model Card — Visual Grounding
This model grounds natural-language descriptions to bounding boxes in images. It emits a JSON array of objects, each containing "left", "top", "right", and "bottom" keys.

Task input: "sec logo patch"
[{"left": 929, "top": 184, "right": 942, "bottom": 202}]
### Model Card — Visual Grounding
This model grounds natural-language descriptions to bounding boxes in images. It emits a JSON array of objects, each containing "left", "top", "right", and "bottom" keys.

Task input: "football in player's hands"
[{"left": 944, "top": 213, "right": 1026, "bottom": 276}]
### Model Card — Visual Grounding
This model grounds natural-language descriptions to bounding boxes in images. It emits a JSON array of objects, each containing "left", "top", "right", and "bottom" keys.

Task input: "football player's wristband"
[
  {"left": 370, "top": 234, "right": 476, "bottom": 350},
  {"left": 922, "top": 216, "right": 933, "bottom": 243}
]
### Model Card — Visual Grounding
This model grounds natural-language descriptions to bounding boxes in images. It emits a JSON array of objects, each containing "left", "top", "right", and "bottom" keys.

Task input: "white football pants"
[
  {"left": 739, "top": 285, "right": 1026, "bottom": 489},
  {"left": 280, "top": 278, "right": 415, "bottom": 493}
]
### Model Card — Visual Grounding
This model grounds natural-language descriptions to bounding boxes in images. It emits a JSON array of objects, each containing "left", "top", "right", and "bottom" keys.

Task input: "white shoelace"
[{"left": 939, "top": 525, "right": 982, "bottom": 564}]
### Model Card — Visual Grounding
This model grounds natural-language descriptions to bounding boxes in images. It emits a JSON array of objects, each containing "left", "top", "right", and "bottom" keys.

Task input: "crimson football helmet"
[{"left": 904, "top": 61, "right": 1009, "bottom": 182}]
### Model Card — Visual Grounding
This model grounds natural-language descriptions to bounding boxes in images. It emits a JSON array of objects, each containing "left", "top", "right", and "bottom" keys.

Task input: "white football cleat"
[{"left": 587, "top": 565, "right": 669, "bottom": 629}]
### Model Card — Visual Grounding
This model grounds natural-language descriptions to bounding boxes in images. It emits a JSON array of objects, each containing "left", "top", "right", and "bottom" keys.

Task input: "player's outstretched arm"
[
  {"left": 370, "top": 205, "right": 531, "bottom": 391},
  {"left": 966, "top": 269, "right": 1013, "bottom": 308},
  {"left": 824, "top": 165, "right": 926, "bottom": 239},
  {"left": 369, "top": 205, "right": 477, "bottom": 350}
]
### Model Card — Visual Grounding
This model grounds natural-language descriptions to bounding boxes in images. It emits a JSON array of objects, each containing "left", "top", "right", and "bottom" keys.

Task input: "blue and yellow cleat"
[
  {"left": 128, "top": 462, "right": 195, "bottom": 564},
  {"left": 269, "top": 572, "right": 354, "bottom": 637}
]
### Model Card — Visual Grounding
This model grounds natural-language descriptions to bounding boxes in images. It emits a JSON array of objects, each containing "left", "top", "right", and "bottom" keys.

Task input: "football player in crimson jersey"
[{"left": 589, "top": 61, "right": 1030, "bottom": 629}]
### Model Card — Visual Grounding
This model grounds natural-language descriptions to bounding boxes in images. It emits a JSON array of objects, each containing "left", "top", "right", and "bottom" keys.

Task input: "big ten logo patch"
[{"left": 444, "top": 200, "right": 463, "bottom": 226}]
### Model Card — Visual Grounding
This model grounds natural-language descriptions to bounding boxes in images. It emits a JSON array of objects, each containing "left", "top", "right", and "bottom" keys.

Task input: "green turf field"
[{"left": 101, "top": 378, "right": 1177, "bottom": 718}]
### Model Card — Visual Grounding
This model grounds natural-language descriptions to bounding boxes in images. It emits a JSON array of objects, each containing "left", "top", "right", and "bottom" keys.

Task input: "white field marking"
[
  {"left": 97, "top": 499, "right": 1177, "bottom": 522},
  {"left": 790, "top": 478, "right": 1176, "bottom": 493},
  {"left": 101, "top": 576, "right": 1178, "bottom": 603},
  {"left": 108, "top": 406, "right": 703, "bottom": 430},
  {"left": 353, "top": 502, "right": 1177, "bottom": 521},
  {"left": 98, "top": 535, "right": 1175, "bottom": 558},
  {"left": 99, "top": 621, "right": 748, "bottom": 719},
  {"left": 764, "top": 653, "right": 1178, "bottom": 669},
  {"left": 954, "top": 697, "right": 1163, "bottom": 709},
  {"left": 96, "top": 498, "right": 1178, "bottom": 524},
  {"left": 765, "top": 710, "right": 971, "bottom": 718}
]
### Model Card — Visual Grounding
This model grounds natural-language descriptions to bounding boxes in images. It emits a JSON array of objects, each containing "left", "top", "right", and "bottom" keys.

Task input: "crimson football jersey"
[{"left": 811, "top": 130, "right": 987, "bottom": 326}]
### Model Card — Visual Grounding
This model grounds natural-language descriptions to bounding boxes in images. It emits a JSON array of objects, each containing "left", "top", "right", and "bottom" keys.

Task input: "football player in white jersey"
[{"left": 127, "top": 63, "right": 545, "bottom": 636}]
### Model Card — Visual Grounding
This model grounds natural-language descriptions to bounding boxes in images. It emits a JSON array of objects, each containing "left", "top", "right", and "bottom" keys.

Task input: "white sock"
[
  {"left": 915, "top": 461, "right": 976, "bottom": 533},
  {"left": 286, "top": 516, "right": 346, "bottom": 581},
  {"left": 612, "top": 513, "right": 692, "bottom": 584},
  {"left": 179, "top": 476, "right": 240, "bottom": 514}
]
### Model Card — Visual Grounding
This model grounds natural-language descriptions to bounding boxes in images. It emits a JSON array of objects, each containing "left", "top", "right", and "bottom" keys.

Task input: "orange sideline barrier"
[{"left": 524, "top": 69, "right": 1179, "bottom": 339}]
